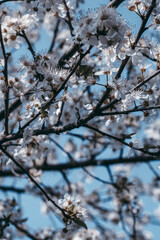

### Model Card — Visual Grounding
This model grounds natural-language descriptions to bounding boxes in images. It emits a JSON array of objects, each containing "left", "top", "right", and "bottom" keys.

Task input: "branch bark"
[{"left": 0, "top": 156, "right": 159, "bottom": 177}]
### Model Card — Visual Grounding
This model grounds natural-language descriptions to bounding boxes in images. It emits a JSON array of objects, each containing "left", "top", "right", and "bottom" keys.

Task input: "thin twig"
[
  {"left": 82, "top": 167, "right": 115, "bottom": 186},
  {"left": 106, "top": 165, "right": 115, "bottom": 184},
  {"left": 100, "top": 69, "right": 160, "bottom": 113},
  {"left": 48, "top": 18, "right": 60, "bottom": 53},
  {"left": 19, "top": 30, "right": 36, "bottom": 59},
  {"left": 9, "top": 219, "right": 39, "bottom": 240},
  {"left": 146, "top": 162, "right": 160, "bottom": 179},
  {"left": 0, "top": 80, "right": 39, "bottom": 121},
  {"left": 50, "top": 137, "right": 74, "bottom": 162},
  {"left": 100, "top": 105, "right": 160, "bottom": 116},
  {"left": 0, "top": 24, "right": 10, "bottom": 135},
  {"left": 83, "top": 123, "right": 160, "bottom": 157},
  {"left": 63, "top": 0, "right": 74, "bottom": 36},
  {"left": 60, "top": 170, "right": 72, "bottom": 193}
]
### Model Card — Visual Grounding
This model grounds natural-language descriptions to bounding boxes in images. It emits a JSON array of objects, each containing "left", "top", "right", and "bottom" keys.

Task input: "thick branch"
[
  {"left": 107, "top": 0, "right": 125, "bottom": 8},
  {"left": 0, "top": 186, "right": 25, "bottom": 193},
  {"left": 0, "top": 156, "right": 159, "bottom": 177},
  {"left": 0, "top": 68, "right": 159, "bottom": 145},
  {"left": 0, "top": 0, "right": 23, "bottom": 4}
]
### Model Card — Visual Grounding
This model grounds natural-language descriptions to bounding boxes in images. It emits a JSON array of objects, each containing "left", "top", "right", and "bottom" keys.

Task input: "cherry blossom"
[{"left": 0, "top": 0, "right": 160, "bottom": 239}]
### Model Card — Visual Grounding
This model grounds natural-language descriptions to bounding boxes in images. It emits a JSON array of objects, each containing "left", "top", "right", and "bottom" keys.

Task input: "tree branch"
[
  {"left": 0, "top": 80, "right": 39, "bottom": 122},
  {"left": 107, "top": 0, "right": 125, "bottom": 8},
  {"left": 0, "top": 145, "right": 69, "bottom": 219},
  {"left": 48, "top": 18, "right": 60, "bottom": 53},
  {"left": 99, "top": 105, "right": 160, "bottom": 116},
  {"left": 63, "top": 0, "right": 74, "bottom": 36},
  {"left": 9, "top": 219, "right": 39, "bottom": 240},
  {"left": 0, "top": 186, "right": 25, "bottom": 193},
  {"left": 0, "top": 24, "right": 10, "bottom": 135},
  {"left": 115, "top": 0, "right": 156, "bottom": 79},
  {"left": 84, "top": 123, "right": 160, "bottom": 156},
  {"left": 0, "top": 156, "right": 159, "bottom": 177}
]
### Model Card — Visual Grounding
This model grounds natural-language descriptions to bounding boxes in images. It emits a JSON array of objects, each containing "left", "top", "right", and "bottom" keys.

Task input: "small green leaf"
[{"left": 72, "top": 217, "right": 88, "bottom": 229}]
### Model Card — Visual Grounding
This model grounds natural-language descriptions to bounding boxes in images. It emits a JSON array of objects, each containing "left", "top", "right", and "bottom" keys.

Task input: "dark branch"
[
  {"left": 0, "top": 0, "right": 23, "bottom": 4},
  {"left": 84, "top": 123, "right": 160, "bottom": 156},
  {"left": 0, "top": 145, "right": 69, "bottom": 219},
  {"left": 48, "top": 18, "right": 60, "bottom": 53},
  {"left": 107, "top": 0, "right": 125, "bottom": 8},
  {"left": 0, "top": 156, "right": 159, "bottom": 177},
  {"left": 63, "top": 0, "right": 74, "bottom": 36},
  {"left": 115, "top": 0, "right": 156, "bottom": 79},
  {"left": 9, "top": 219, "right": 39, "bottom": 240},
  {"left": 0, "top": 80, "right": 39, "bottom": 122},
  {"left": 100, "top": 105, "right": 160, "bottom": 116},
  {"left": 0, "top": 24, "right": 10, "bottom": 135},
  {"left": 0, "top": 186, "right": 25, "bottom": 193}
]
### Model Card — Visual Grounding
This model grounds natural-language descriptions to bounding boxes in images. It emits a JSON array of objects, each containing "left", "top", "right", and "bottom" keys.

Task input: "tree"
[{"left": 0, "top": 0, "right": 160, "bottom": 239}]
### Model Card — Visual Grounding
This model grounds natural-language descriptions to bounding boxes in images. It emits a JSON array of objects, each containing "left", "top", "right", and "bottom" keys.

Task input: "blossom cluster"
[
  {"left": 1, "top": 12, "right": 38, "bottom": 49},
  {"left": 57, "top": 193, "right": 87, "bottom": 231},
  {"left": 74, "top": 5, "right": 127, "bottom": 49}
]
